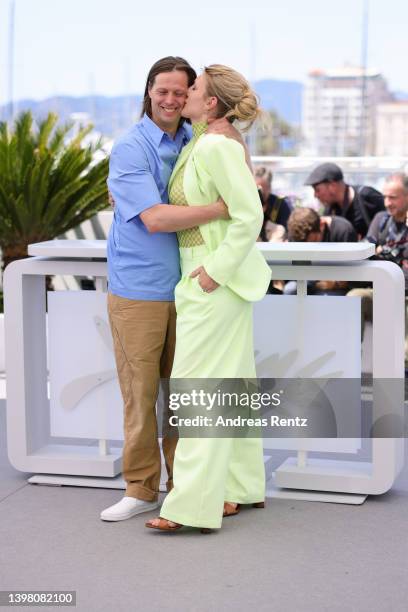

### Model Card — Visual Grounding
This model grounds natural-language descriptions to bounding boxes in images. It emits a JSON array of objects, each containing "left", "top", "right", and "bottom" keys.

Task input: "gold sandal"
[
  {"left": 145, "top": 517, "right": 211, "bottom": 534},
  {"left": 223, "top": 501, "right": 265, "bottom": 517}
]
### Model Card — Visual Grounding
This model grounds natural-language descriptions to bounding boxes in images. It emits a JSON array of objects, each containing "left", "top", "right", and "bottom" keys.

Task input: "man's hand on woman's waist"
[{"left": 206, "top": 118, "right": 252, "bottom": 172}]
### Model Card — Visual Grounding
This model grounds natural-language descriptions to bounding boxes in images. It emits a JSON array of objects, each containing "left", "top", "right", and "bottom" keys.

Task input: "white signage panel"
[
  {"left": 254, "top": 295, "right": 361, "bottom": 453},
  {"left": 48, "top": 292, "right": 123, "bottom": 440},
  {"left": 48, "top": 292, "right": 361, "bottom": 452}
]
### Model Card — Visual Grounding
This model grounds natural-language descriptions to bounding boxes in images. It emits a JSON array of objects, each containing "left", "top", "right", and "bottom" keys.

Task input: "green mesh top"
[{"left": 168, "top": 122, "right": 207, "bottom": 247}]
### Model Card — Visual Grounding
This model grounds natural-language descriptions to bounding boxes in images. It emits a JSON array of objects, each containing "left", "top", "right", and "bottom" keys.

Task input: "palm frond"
[
  {"left": 0, "top": 110, "right": 109, "bottom": 269},
  {"left": 37, "top": 113, "right": 58, "bottom": 152}
]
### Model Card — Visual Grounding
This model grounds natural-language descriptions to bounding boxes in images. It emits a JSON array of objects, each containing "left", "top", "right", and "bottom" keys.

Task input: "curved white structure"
[{"left": 3, "top": 240, "right": 405, "bottom": 502}]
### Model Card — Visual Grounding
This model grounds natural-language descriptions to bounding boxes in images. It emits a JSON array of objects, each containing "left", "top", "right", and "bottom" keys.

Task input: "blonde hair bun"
[
  {"left": 204, "top": 64, "right": 262, "bottom": 130},
  {"left": 233, "top": 92, "right": 261, "bottom": 124}
]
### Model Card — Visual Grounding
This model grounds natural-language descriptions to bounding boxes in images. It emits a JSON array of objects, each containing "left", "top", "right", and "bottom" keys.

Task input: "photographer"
[
  {"left": 348, "top": 173, "right": 408, "bottom": 365},
  {"left": 304, "top": 162, "right": 384, "bottom": 239},
  {"left": 284, "top": 207, "right": 357, "bottom": 295},
  {"left": 255, "top": 166, "right": 292, "bottom": 241}
]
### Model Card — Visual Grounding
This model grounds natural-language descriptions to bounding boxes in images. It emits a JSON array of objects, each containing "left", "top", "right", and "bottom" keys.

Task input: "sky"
[{"left": 0, "top": 0, "right": 407, "bottom": 105}]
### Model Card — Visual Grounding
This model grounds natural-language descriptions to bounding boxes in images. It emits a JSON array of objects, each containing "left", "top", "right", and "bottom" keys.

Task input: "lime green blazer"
[{"left": 169, "top": 133, "right": 271, "bottom": 302}]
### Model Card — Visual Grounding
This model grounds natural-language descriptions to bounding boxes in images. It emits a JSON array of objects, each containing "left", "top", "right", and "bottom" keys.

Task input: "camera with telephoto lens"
[{"left": 372, "top": 244, "right": 405, "bottom": 266}]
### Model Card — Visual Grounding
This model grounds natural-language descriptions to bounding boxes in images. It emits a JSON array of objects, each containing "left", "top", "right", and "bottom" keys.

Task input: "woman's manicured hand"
[{"left": 190, "top": 266, "right": 219, "bottom": 293}]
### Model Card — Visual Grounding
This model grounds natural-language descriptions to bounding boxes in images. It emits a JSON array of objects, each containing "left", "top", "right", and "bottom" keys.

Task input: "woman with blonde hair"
[{"left": 146, "top": 65, "right": 271, "bottom": 533}]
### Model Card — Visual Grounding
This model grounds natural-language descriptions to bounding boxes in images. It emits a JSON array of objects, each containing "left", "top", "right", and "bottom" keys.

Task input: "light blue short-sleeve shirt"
[{"left": 107, "top": 114, "right": 191, "bottom": 300}]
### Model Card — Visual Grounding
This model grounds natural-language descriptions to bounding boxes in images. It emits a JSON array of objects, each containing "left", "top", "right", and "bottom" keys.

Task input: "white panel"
[
  {"left": 254, "top": 295, "right": 361, "bottom": 453},
  {"left": 48, "top": 292, "right": 123, "bottom": 440}
]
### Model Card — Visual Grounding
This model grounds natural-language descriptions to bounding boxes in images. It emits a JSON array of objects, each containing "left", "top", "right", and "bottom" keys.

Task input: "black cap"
[{"left": 305, "top": 163, "right": 344, "bottom": 186}]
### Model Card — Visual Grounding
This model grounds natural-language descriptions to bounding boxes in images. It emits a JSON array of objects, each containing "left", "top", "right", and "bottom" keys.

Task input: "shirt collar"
[{"left": 141, "top": 113, "right": 189, "bottom": 147}]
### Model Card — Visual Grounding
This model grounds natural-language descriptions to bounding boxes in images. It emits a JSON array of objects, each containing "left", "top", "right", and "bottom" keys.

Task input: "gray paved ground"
[{"left": 1, "top": 399, "right": 407, "bottom": 612}]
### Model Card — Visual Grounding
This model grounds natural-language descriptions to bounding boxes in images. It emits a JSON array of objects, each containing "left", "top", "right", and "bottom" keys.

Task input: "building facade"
[
  {"left": 376, "top": 102, "right": 408, "bottom": 156},
  {"left": 302, "top": 66, "right": 391, "bottom": 157}
]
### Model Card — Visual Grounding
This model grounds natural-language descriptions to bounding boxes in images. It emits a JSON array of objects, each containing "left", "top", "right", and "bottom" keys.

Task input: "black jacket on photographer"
[
  {"left": 366, "top": 210, "right": 408, "bottom": 291},
  {"left": 326, "top": 185, "right": 384, "bottom": 238},
  {"left": 259, "top": 192, "right": 293, "bottom": 242}
]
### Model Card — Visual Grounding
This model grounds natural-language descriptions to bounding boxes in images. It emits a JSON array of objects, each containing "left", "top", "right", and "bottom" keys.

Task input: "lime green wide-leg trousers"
[{"left": 160, "top": 246, "right": 265, "bottom": 529}]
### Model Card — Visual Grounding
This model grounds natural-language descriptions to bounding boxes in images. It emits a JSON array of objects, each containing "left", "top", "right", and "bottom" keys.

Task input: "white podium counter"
[{"left": 4, "top": 240, "right": 405, "bottom": 503}]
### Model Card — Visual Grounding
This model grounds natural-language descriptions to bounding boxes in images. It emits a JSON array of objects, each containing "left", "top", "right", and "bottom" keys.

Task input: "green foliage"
[{"left": 0, "top": 111, "right": 109, "bottom": 267}]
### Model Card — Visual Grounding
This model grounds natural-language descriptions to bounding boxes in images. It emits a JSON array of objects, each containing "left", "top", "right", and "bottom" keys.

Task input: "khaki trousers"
[{"left": 107, "top": 293, "right": 177, "bottom": 501}]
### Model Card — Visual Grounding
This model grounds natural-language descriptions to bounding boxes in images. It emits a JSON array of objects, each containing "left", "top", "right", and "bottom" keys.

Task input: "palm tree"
[{"left": 0, "top": 111, "right": 109, "bottom": 270}]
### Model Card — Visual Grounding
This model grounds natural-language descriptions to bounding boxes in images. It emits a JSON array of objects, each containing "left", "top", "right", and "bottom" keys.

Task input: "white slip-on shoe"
[{"left": 100, "top": 496, "right": 159, "bottom": 522}]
